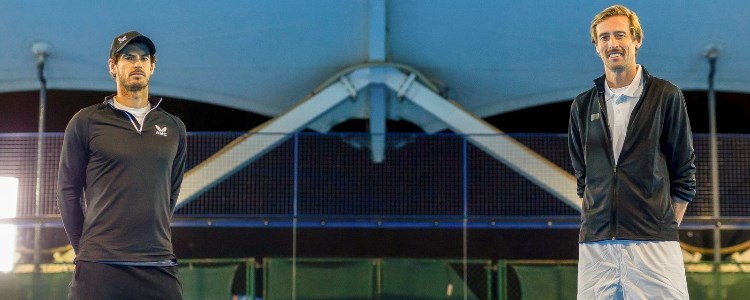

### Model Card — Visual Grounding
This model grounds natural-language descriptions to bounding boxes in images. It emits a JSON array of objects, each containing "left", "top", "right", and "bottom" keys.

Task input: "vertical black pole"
[
  {"left": 32, "top": 41, "right": 50, "bottom": 300},
  {"left": 706, "top": 46, "right": 721, "bottom": 299}
]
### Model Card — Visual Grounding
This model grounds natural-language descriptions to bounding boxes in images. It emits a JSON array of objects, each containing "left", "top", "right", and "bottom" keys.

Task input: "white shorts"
[{"left": 577, "top": 240, "right": 689, "bottom": 300}]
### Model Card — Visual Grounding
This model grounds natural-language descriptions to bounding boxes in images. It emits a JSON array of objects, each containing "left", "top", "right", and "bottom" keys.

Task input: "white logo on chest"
[{"left": 155, "top": 125, "right": 168, "bottom": 136}]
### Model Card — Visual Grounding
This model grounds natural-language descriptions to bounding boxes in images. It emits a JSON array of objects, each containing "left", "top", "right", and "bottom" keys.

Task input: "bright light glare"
[{"left": 0, "top": 177, "right": 19, "bottom": 273}]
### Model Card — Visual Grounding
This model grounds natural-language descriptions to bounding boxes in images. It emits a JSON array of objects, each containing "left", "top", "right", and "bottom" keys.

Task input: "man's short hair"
[{"left": 590, "top": 4, "right": 644, "bottom": 44}]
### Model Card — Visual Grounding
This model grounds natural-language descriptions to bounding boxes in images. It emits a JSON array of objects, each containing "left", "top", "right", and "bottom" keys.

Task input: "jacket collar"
[
  {"left": 594, "top": 66, "right": 651, "bottom": 96},
  {"left": 102, "top": 94, "right": 163, "bottom": 109}
]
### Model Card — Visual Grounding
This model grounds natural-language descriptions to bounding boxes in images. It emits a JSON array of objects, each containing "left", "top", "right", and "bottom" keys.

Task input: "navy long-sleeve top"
[{"left": 57, "top": 96, "right": 186, "bottom": 262}]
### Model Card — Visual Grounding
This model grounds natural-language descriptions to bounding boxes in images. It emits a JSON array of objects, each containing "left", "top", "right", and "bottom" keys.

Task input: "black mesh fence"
[{"left": 2, "top": 132, "right": 747, "bottom": 221}]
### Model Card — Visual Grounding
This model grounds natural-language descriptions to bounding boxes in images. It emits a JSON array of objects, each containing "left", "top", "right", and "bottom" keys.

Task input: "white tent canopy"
[{"left": 1, "top": 0, "right": 746, "bottom": 119}]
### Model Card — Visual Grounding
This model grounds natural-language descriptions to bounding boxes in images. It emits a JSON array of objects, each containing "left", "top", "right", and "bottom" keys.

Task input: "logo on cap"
[{"left": 118, "top": 35, "right": 128, "bottom": 44}]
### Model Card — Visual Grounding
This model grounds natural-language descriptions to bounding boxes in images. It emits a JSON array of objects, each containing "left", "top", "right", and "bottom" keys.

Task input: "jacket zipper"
[
  {"left": 108, "top": 99, "right": 161, "bottom": 134},
  {"left": 122, "top": 110, "right": 155, "bottom": 134},
  {"left": 611, "top": 166, "right": 618, "bottom": 240},
  {"left": 606, "top": 107, "right": 618, "bottom": 240},
  {"left": 598, "top": 92, "right": 619, "bottom": 240}
]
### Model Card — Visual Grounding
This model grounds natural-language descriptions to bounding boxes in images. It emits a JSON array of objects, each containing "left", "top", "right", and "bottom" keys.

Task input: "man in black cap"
[{"left": 58, "top": 30, "right": 186, "bottom": 299}]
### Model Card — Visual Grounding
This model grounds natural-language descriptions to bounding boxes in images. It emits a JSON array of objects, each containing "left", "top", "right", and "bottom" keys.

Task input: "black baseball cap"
[{"left": 109, "top": 30, "right": 156, "bottom": 58}]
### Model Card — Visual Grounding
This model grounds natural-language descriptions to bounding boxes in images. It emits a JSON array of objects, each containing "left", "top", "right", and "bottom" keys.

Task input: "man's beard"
[
  {"left": 120, "top": 77, "right": 148, "bottom": 92},
  {"left": 607, "top": 63, "right": 627, "bottom": 73}
]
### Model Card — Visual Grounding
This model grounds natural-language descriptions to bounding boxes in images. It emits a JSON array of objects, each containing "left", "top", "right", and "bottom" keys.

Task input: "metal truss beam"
[
  {"left": 368, "top": 0, "right": 387, "bottom": 162},
  {"left": 381, "top": 68, "right": 582, "bottom": 211},
  {"left": 175, "top": 70, "right": 372, "bottom": 208},
  {"left": 177, "top": 65, "right": 581, "bottom": 211}
]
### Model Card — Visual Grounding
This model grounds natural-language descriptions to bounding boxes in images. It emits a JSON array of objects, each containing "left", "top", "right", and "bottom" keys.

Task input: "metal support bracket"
[
  {"left": 396, "top": 73, "right": 416, "bottom": 101},
  {"left": 339, "top": 76, "right": 358, "bottom": 101}
]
